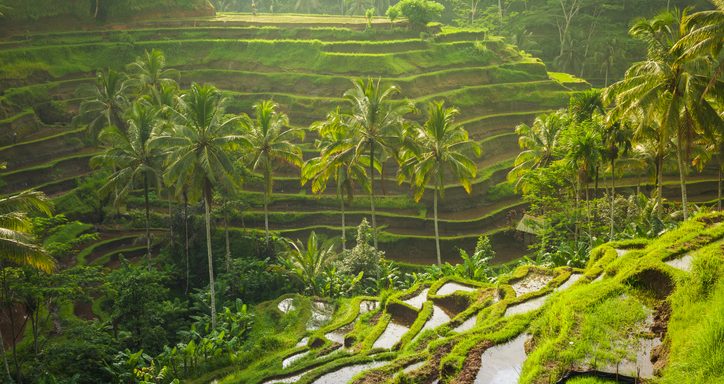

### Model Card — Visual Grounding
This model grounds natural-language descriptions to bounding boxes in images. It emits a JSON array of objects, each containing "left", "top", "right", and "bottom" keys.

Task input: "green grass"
[{"left": 659, "top": 240, "right": 724, "bottom": 383}]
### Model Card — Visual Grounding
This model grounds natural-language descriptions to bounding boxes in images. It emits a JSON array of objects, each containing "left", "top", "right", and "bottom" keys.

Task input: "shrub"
[
  {"left": 337, "top": 218, "right": 384, "bottom": 278},
  {"left": 387, "top": 0, "right": 444, "bottom": 30}
]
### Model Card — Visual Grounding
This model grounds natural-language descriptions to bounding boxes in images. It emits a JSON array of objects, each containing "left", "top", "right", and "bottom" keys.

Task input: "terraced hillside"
[
  {"left": 196, "top": 211, "right": 724, "bottom": 384},
  {"left": 1, "top": 13, "right": 594, "bottom": 264}
]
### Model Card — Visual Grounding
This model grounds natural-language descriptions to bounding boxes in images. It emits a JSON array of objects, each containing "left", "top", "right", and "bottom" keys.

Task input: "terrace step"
[{"left": 0, "top": 150, "right": 97, "bottom": 194}]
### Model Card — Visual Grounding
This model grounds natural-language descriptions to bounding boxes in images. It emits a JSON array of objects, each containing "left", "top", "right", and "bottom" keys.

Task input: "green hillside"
[{"left": 0, "top": 13, "right": 591, "bottom": 264}]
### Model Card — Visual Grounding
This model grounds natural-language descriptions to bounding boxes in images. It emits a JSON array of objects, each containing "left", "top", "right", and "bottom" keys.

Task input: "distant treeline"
[{"left": 0, "top": 0, "right": 213, "bottom": 22}]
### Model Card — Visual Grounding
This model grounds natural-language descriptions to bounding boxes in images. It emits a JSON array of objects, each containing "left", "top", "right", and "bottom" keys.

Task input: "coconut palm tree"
[
  {"left": 0, "top": 189, "right": 53, "bottom": 272},
  {"left": 692, "top": 111, "right": 724, "bottom": 211},
  {"left": 75, "top": 69, "right": 130, "bottom": 138},
  {"left": 127, "top": 49, "right": 179, "bottom": 106},
  {"left": 564, "top": 120, "right": 604, "bottom": 245},
  {"left": 606, "top": 9, "right": 723, "bottom": 220},
  {"left": 507, "top": 111, "right": 568, "bottom": 193},
  {"left": 91, "top": 101, "right": 162, "bottom": 262},
  {"left": 674, "top": 2, "right": 724, "bottom": 97},
  {"left": 0, "top": 186, "right": 52, "bottom": 381},
  {"left": 241, "top": 100, "right": 304, "bottom": 244},
  {"left": 302, "top": 109, "right": 369, "bottom": 250},
  {"left": 399, "top": 101, "right": 480, "bottom": 264},
  {"left": 344, "top": 78, "right": 411, "bottom": 249},
  {"left": 603, "top": 121, "right": 632, "bottom": 239},
  {"left": 155, "top": 83, "right": 245, "bottom": 328}
]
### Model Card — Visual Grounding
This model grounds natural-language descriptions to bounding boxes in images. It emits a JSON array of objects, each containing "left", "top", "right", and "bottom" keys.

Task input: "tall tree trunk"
[
  {"left": 585, "top": 179, "right": 591, "bottom": 246},
  {"left": 340, "top": 193, "right": 347, "bottom": 251},
  {"left": 676, "top": 140, "right": 689, "bottom": 220},
  {"left": 718, "top": 166, "right": 722, "bottom": 211},
  {"left": 574, "top": 177, "right": 580, "bottom": 245},
  {"left": 144, "top": 174, "right": 152, "bottom": 265},
  {"left": 264, "top": 168, "right": 271, "bottom": 245},
  {"left": 657, "top": 155, "right": 664, "bottom": 218},
  {"left": 610, "top": 158, "right": 615, "bottom": 240},
  {"left": 434, "top": 185, "right": 441, "bottom": 265},
  {"left": 94, "top": 0, "right": 100, "bottom": 18},
  {"left": 594, "top": 167, "right": 599, "bottom": 199},
  {"left": 167, "top": 187, "right": 173, "bottom": 242},
  {"left": 184, "top": 194, "right": 190, "bottom": 295},
  {"left": 0, "top": 327, "right": 10, "bottom": 382},
  {"left": 369, "top": 141, "right": 378, "bottom": 249},
  {"left": 203, "top": 192, "right": 217, "bottom": 328},
  {"left": 498, "top": 0, "right": 503, "bottom": 22},
  {"left": 224, "top": 205, "right": 231, "bottom": 273}
]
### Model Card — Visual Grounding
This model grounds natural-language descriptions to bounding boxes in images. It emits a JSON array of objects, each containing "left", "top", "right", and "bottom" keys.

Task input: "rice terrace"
[{"left": 0, "top": 1, "right": 722, "bottom": 383}]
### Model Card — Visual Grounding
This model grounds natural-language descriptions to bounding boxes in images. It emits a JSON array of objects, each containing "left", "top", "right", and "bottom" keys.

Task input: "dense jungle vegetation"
[{"left": 0, "top": 0, "right": 722, "bottom": 383}]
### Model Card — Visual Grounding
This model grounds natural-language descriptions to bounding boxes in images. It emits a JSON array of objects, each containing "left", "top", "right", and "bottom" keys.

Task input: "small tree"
[
  {"left": 387, "top": 0, "right": 444, "bottom": 29},
  {"left": 337, "top": 219, "right": 384, "bottom": 278},
  {"left": 365, "top": 7, "right": 375, "bottom": 29},
  {"left": 385, "top": 6, "right": 400, "bottom": 24},
  {"left": 457, "top": 236, "right": 495, "bottom": 281}
]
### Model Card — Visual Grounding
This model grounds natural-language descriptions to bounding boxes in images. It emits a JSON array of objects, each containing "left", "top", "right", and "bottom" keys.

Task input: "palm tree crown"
[{"left": 0, "top": 188, "right": 53, "bottom": 273}]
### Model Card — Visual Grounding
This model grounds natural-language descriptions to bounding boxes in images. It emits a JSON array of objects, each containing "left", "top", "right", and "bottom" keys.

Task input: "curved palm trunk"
[
  {"left": 203, "top": 192, "right": 217, "bottom": 328},
  {"left": 434, "top": 185, "right": 441, "bottom": 265},
  {"left": 676, "top": 140, "right": 689, "bottom": 220},
  {"left": 94, "top": 0, "right": 100, "bottom": 18},
  {"left": 369, "top": 141, "right": 378, "bottom": 249},
  {"left": 143, "top": 174, "right": 152, "bottom": 265}
]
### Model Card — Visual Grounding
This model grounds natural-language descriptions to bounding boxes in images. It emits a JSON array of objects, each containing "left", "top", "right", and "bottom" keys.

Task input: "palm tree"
[
  {"left": 155, "top": 83, "right": 245, "bottom": 328},
  {"left": 674, "top": 2, "right": 724, "bottom": 98},
  {"left": 692, "top": 112, "right": 724, "bottom": 211},
  {"left": 302, "top": 109, "right": 369, "bottom": 250},
  {"left": 346, "top": 0, "right": 372, "bottom": 15},
  {"left": 241, "top": 100, "right": 304, "bottom": 244},
  {"left": 0, "top": 189, "right": 53, "bottom": 272},
  {"left": 0, "top": 187, "right": 52, "bottom": 381},
  {"left": 603, "top": 121, "right": 632, "bottom": 239},
  {"left": 606, "top": 9, "right": 723, "bottom": 220},
  {"left": 127, "top": 49, "right": 178, "bottom": 105},
  {"left": 91, "top": 101, "right": 162, "bottom": 262},
  {"left": 75, "top": 69, "right": 130, "bottom": 137},
  {"left": 281, "top": 231, "right": 337, "bottom": 295},
  {"left": 564, "top": 120, "right": 604, "bottom": 245},
  {"left": 344, "top": 78, "right": 411, "bottom": 249},
  {"left": 507, "top": 111, "right": 567, "bottom": 193},
  {"left": 399, "top": 101, "right": 480, "bottom": 264},
  {"left": 569, "top": 90, "right": 605, "bottom": 197}
]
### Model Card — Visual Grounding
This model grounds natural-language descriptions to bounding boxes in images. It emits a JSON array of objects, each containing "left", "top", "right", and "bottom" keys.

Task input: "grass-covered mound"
[{"left": 178, "top": 211, "right": 723, "bottom": 383}]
